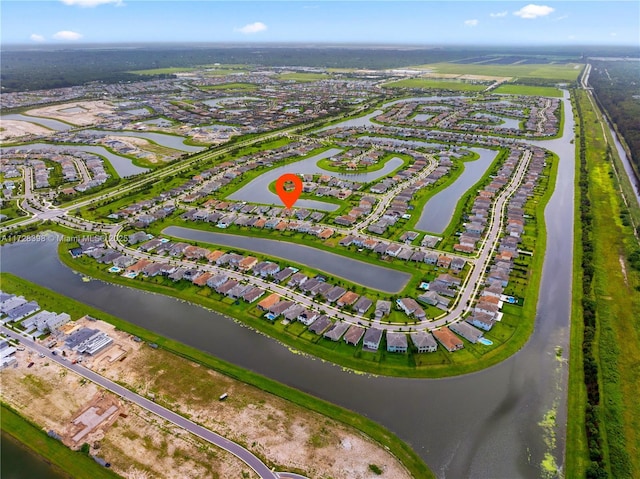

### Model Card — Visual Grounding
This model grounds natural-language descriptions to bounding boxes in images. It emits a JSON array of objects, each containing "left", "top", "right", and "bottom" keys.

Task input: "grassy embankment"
[
  {"left": 566, "top": 90, "right": 640, "bottom": 479},
  {"left": 0, "top": 272, "right": 434, "bottom": 479},
  {"left": 1, "top": 403, "right": 121, "bottom": 479}
]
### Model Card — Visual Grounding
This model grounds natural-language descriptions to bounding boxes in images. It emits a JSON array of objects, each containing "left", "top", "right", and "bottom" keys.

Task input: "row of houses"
[
  {"left": 339, "top": 234, "right": 466, "bottom": 270},
  {"left": 467, "top": 146, "right": 549, "bottom": 332},
  {"left": 0, "top": 290, "right": 70, "bottom": 335},
  {"left": 455, "top": 148, "right": 523, "bottom": 253},
  {"left": 181, "top": 209, "right": 336, "bottom": 239}
]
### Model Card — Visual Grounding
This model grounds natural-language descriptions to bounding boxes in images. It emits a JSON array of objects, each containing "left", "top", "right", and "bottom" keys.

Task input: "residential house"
[
  {"left": 375, "top": 300, "right": 392, "bottom": 320},
  {"left": 450, "top": 321, "right": 484, "bottom": 344},
  {"left": 433, "top": 327, "right": 464, "bottom": 352},
  {"left": 353, "top": 296, "right": 373, "bottom": 315},
  {"left": 386, "top": 332, "right": 408, "bottom": 353},
  {"left": 343, "top": 325, "right": 365, "bottom": 346},
  {"left": 323, "top": 321, "right": 350, "bottom": 341},
  {"left": 362, "top": 328, "right": 383, "bottom": 350},
  {"left": 411, "top": 331, "right": 438, "bottom": 353},
  {"left": 308, "top": 316, "right": 332, "bottom": 334}
]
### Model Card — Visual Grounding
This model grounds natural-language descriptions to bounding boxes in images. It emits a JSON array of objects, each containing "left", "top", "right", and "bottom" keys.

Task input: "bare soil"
[
  {"left": 0, "top": 119, "right": 52, "bottom": 141},
  {"left": 2, "top": 316, "right": 411, "bottom": 478},
  {"left": 26, "top": 101, "right": 115, "bottom": 126},
  {"left": 1, "top": 348, "right": 258, "bottom": 479}
]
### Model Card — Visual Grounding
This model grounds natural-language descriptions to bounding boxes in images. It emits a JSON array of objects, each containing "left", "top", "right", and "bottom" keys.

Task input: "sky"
[{"left": 1, "top": 1, "right": 638, "bottom": 47}]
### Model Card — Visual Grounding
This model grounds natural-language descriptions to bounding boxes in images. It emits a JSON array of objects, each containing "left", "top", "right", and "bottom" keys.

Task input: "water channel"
[
  {"left": 1, "top": 92, "right": 575, "bottom": 479},
  {"left": 162, "top": 226, "right": 410, "bottom": 293},
  {"left": 602, "top": 114, "right": 640, "bottom": 206},
  {"left": 0, "top": 143, "right": 148, "bottom": 177}
]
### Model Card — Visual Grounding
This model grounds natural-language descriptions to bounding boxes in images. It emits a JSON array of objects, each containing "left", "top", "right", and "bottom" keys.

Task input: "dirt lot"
[
  {"left": 0, "top": 119, "right": 52, "bottom": 141},
  {"left": 26, "top": 101, "right": 115, "bottom": 126},
  {"left": 0, "top": 348, "right": 258, "bottom": 479},
  {"left": 43, "top": 316, "right": 412, "bottom": 478},
  {"left": 80, "top": 318, "right": 411, "bottom": 479}
]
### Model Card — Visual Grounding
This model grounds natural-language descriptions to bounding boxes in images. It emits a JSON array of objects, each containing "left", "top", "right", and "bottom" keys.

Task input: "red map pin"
[{"left": 275, "top": 173, "right": 303, "bottom": 209}]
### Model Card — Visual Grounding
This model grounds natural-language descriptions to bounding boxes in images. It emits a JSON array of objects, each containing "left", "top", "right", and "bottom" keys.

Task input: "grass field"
[
  {"left": 1, "top": 403, "right": 121, "bottom": 479},
  {"left": 411, "top": 62, "right": 583, "bottom": 81},
  {"left": 198, "top": 82, "right": 258, "bottom": 91},
  {"left": 492, "top": 84, "right": 562, "bottom": 97},
  {"left": 278, "top": 72, "right": 329, "bottom": 82},
  {"left": 383, "top": 78, "right": 487, "bottom": 91},
  {"left": 566, "top": 90, "right": 640, "bottom": 479}
]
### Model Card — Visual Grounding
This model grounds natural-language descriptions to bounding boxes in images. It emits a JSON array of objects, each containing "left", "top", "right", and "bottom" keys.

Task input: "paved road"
[{"left": 0, "top": 325, "right": 299, "bottom": 479}]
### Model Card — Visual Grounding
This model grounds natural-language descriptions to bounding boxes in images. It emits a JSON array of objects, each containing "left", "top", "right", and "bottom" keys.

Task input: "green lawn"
[
  {"left": 492, "top": 84, "right": 562, "bottom": 97},
  {"left": 1, "top": 403, "right": 121, "bottom": 479},
  {"left": 383, "top": 78, "right": 487, "bottom": 91},
  {"left": 410, "top": 62, "right": 584, "bottom": 81}
]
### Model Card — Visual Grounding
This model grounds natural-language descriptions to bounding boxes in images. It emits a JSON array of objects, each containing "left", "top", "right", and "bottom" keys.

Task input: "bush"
[{"left": 368, "top": 464, "right": 383, "bottom": 475}]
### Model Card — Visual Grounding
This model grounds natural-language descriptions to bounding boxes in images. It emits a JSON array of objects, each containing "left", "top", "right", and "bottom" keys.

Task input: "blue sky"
[{"left": 1, "top": 1, "right": 638, "bottom": 46}]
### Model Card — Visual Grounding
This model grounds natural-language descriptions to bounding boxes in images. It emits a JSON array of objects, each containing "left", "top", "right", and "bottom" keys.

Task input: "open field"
[
  {"left": 383, "top": 78, "right": 487, "bottom": 91},
  {"left": 278, "top": 72, "right": 329, "bottom": 82},
  {"left": 411, "top": 62, "right": 583, "bottom": 81},
  {"left": 0, "top": 119, "right": 52, "bottom": 141},
  {"left": 26, "top": 101, "right": 116, "bottom": 127},
  {"left": 0, "top": 348, "right": 260, "bottom": 479},
  {"left": 0, "top": 272, "right": 430, "bottom": 479},
  {"left": 492, "top": 84, "right": 562, "bottom": 97}
]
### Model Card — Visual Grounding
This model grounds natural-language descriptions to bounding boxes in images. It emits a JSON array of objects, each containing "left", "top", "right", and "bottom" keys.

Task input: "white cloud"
[
  {"left": 30, "top": 34, "right": 46, "bottom": 42},
  {"left": 235, "top": 22, "right": 268, "bottom": 35},
  {"left": 553, "top": 15, "right": 569, "bottom": 22},
  {"left": 464, "top": 19, "right": 479, "bottom": 27},
  {"left": 60, "top": 0, "right": 123, "bottom": 6},
  {"left": 490, "top": 11, "right": 508, "bottom": 18},
  {"left": 610, "top": 32, "right": 617, "bottom": 37},
  {"left": 514, "top": 4, "right": 555, "bottom": 19},
  {"left": 52, "top": 30, "right": 83, "bottom": 41}
]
